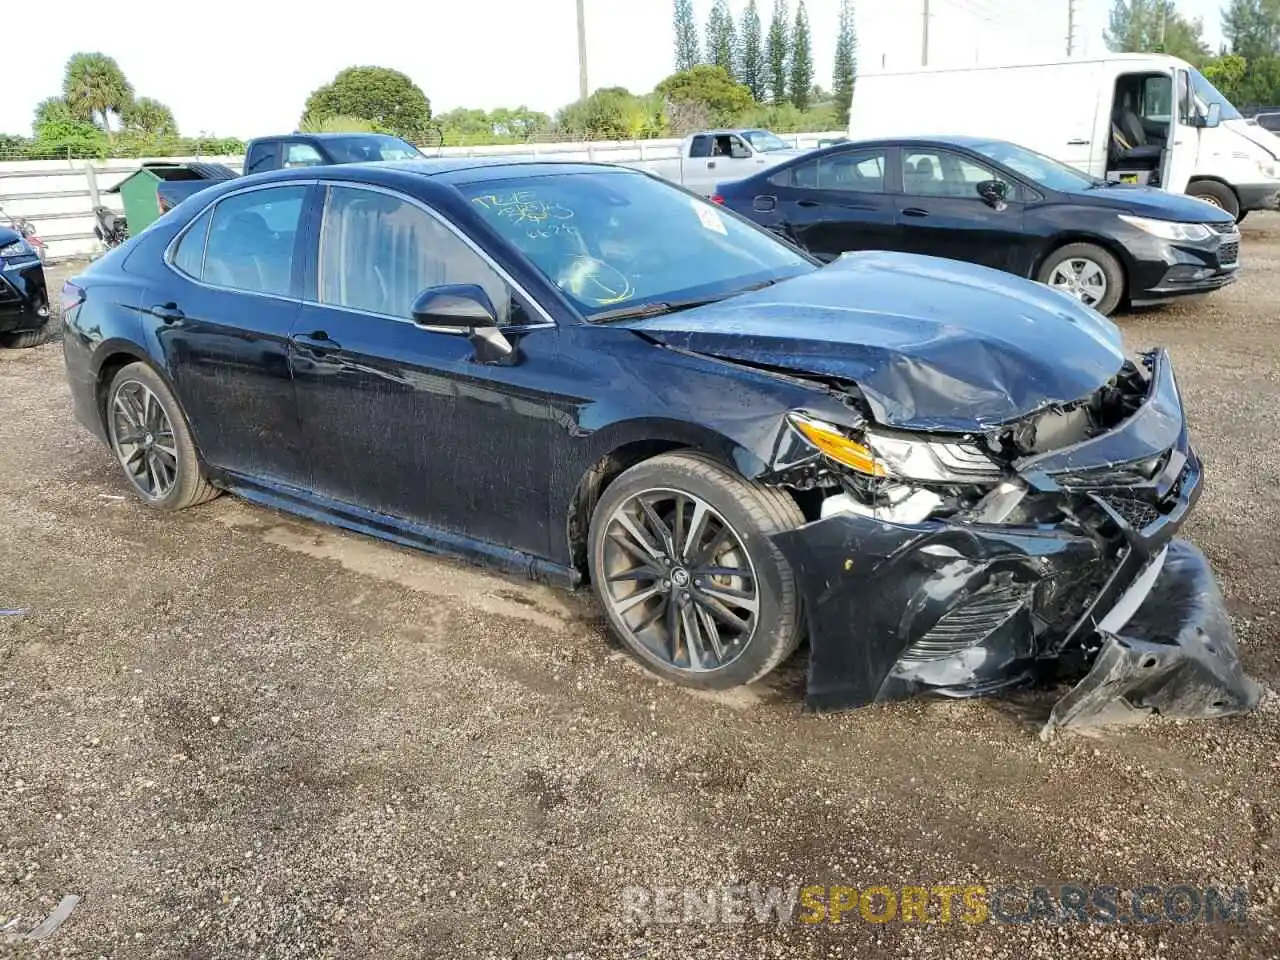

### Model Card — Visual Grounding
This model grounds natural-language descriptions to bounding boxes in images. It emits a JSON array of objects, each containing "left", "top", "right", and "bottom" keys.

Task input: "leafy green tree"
[
  {"left": 298, "top": 115, "right": 380, "bottom": 133},
  {"left": 1223, "top": 0, "right": 1280, "bottom": 62},
  {"left": 832, "top": 0, "right": 857, "bottom": 126},
  {"left": 62, "top": 52, "right": 133, "bottom": 140},
  {"left": 556, "top": 87, "right": 650, "bottom": 140},
  {"left": 1105, "top": 1, "right": 1209, "bottom": 64},
  {"left": 656, "top": 65, "right": 755, "bottom": 124},
  {"left": 739, "top": 0, "right": 767, "bottom": 102},
  {"left": 790, "top": 1, "right": 814, "bottom": 110},
  {"left": 706, "top": 0, "right": 738, "bottom": 81},
  {"left": 122, "top": 97, "right": 177, "bottom": 136},
  {"left": 1203, "top": 54, "right": 1250, "bottom": 103},
  {"left": 31, "top": 95, "right": 108, "bottom": 158},
  {"left": 673, "top": 0, "right": 701, "bottom": 72},
  {"left": 302, "top": 66, "right": 432, "bottom": 140},
  {"left": 766, "top": 0, "right": 790, "bottom": 104}
]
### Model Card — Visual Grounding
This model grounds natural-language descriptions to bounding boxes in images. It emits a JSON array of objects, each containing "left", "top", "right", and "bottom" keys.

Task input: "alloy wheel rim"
[
  {"left": 1048, "top": 257, "right": 1108, "bottom": 307},
  {"left": 109, "top": 380, "right": 178, "bottom": 501},
  {"left": 600, "top": 489, "right": 758, "bottom": 673}
]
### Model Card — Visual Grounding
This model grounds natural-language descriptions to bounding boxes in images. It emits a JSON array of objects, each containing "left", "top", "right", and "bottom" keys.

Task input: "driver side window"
[{"left": 902, "top": 150, "right": 1009, "bottom": 199}]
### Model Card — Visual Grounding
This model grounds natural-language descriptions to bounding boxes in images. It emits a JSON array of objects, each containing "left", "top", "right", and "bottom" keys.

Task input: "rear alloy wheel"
[
  {"left": 1038, "top": 243, "right": 1125, "bottom": 316},
  {"left": 1186, "top": 180, "right": 1240, "bottom": 220},
  {"left": 106, "top": 362, "right": 219, "bottom": 510},
  {"left": 588, "top": 451, "right": 805, "bottom": 689}
]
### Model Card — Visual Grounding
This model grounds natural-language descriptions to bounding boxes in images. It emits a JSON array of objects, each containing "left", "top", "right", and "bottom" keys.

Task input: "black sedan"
[
  {"left": 0, "top": 225, "right": 50, "bottom": 348},
  {"left": 60, "top": 159, "right": 1259, "bottom": 732},
  {"left": 714, "top": 136, "right": 1240, "bottom": 316}
]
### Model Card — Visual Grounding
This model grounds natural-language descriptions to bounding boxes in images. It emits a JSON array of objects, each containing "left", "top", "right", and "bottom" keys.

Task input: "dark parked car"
[
  {"left": 714, "top": 136, "right": 1241, "bottom": 316},
  {"left": 0, "top": 224, "right": 50, "bottom": 348},
  {"left": 60, "top": 160, "right": 1259, "bottom": 732}
]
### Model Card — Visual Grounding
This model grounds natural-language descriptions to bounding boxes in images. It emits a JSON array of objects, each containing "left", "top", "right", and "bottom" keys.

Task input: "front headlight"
[
  {"left": 0, "top": 238, "right": 32, "bottom": 260},
  {"left": 1257, "top": 158, "right": 1280, "bottom": 179},
  {"left": 787, "top": 413, "right": 1003, "bottom": 483},
  {"left": 1118, "top": 215, "right": 1212, "bottom": 242}
]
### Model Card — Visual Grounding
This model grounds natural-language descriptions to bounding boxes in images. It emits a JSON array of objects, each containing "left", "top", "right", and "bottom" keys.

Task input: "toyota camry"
[{"left": 60, "top": 159, "right": 1260, "bottom": 732}]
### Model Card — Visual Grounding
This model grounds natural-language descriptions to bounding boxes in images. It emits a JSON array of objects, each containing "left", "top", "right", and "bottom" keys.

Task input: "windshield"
[
  {"left": 742, "top": 130, "right": 792, "bottom": 152},
  {"left": 460, "top": 172, "right": 813, "bottom": 318},
  {"left": 968, "top": 140, "right": 1099, "bottom": 192},
  {"left": 325, "top": 135, "right": 423, "bottom": 163},
  {"left": 1188, "top": 69, "right": 1243, "bottom": 122}
]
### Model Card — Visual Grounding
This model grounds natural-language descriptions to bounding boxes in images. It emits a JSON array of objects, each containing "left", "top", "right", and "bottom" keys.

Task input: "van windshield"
[
  {"left": 968, "top": 140, "right": 1099, "bottom": 192},
  {"left": 1188, "top": 69, "right": 1243, "bottom": 122}
]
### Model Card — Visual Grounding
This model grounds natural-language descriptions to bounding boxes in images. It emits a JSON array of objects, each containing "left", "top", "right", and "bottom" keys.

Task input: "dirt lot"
[{"left": 2, "top": 226, "right": 1280, "bottom": 960}]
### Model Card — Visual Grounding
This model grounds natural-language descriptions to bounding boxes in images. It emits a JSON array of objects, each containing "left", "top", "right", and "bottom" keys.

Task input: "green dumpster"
[{"left": 105, "top": 162, "right": 235, "bottom": 236}]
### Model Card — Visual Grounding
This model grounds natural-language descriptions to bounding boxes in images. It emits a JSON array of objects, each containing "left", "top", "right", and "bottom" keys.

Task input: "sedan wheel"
[
  {"left": 587, "top": 451, "right": 805, "bottom": 689},
  {"left": 105, "top": 362, "right": 220, "bottom": 510},
  {"left": 1047, "top": 257, "right": 1108, "bottom": 308},
  {"left": 599, "top": 488, "right": 759, "bottom": 672},
  {"left": 110, "top": 380, "right": 179, "bottom": 501}
]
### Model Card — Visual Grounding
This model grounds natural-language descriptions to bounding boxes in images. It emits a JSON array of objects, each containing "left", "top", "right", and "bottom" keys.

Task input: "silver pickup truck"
[{"left": 642, "top": 129, "right": 811, "bottom": 194}]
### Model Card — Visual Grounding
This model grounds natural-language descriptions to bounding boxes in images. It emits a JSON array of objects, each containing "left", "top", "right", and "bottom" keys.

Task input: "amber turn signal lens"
[{"left": 789, "top": 415, "right": 887, "bottom": 477}]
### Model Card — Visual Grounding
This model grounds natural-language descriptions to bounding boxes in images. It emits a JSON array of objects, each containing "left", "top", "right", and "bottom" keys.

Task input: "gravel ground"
[{"left": 2, "top": 226, "right": 1280, "bottom": 959}]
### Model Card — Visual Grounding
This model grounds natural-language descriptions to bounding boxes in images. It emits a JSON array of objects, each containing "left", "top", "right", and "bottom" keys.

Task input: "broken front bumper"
[{"left": 770, "top": 350, "right": 1262, "bottom": 732}]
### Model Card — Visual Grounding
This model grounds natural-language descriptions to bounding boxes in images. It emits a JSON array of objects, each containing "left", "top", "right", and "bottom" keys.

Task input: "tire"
[
  {"left": 1186, "top": 180, "right": 1240, "bottom": 220},
  {"left": 587, "top": 450, "right": 805, "bottom": 689},
  {"left": 1037, "top": 242, "right": 1125, "bottom": 316},
  {"left": 105, "top": 362, "right": 220, "bottom": 511}
]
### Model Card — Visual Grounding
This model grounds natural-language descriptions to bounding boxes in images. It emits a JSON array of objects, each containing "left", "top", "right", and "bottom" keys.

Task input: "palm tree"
[
  {"left": 122, "top": 97, "right": 177, "bottom": 137},
  {"left": 63, "top": 53, "right": 134, "bottom": 141}
]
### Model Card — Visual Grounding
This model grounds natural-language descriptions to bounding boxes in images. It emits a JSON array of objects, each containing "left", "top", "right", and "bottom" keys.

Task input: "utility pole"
[
  {"left": 922, "top": 0, "right": 930, "bottom": 67},
  {"left": 576, "top": 0, "right": 589, "bottom": 101},
  {"left": 1067, "top": 0, "right": 1078, "bottom": 57}
]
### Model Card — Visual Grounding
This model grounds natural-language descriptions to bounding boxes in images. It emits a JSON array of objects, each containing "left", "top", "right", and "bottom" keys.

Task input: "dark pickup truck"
[{"left": 156, "top": 132, "right": 424, "bottom": 213}]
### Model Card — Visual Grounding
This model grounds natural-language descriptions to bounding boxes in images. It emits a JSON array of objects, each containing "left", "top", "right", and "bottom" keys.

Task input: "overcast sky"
[{"left": 1, "top": 0, "right": 1232, "bottom": 139}]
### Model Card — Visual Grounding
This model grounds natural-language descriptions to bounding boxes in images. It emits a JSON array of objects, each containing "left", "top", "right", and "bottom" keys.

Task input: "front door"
[
  {"left": 151, "top": 182, "right": 311, "bottom": 484},
  {"left": 893, "top": 147, "right": 1026, "bottom": 273},
  {"left": 289, "top": 184, "right": 558, "bottom": 558},
  {"left": 1163, "top": 69, "right": 1199, "bottom": 195},
  {"left": 687, "top": 133, "right": 756, "bottom": 195},
  {"left": 765, "top": 145, "right": 898, "bottom": 261}
]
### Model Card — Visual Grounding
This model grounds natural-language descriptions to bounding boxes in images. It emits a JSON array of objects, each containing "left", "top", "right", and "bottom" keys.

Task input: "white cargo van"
[{"left": 849, "top": 53, "right": 1280, "bottom": 221}]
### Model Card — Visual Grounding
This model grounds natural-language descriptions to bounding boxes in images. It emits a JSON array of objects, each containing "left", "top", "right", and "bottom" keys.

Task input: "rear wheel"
[
  {"left": 587, "top": 451, "right": 805, "bottom": 689},
  {"left": 105, "top": 362, "right": 219, "bottom": 510},
  {"left": 1186, "top": 180, "right": 1240, "bottom": 220},
  {"left": 1037, "top": 243, "right": 1125, "bottom": 316}
]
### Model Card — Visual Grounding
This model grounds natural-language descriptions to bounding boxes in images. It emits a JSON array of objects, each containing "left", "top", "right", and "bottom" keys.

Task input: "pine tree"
[
  {"left": 673, "top": 0, "right": 701, "bottom": 72},
  {"left": 790, "top": 1, "right": 814, "bottom": 110},
  {"left": 739, "top": 0, "right": 767, "bottom": 102},
  {"left": 832, "top": 0, "right": 857, "bottom": 126},
  {"left": 767, "top": 0, "right": 790, "bottom": 105},
  {"left": 706, "top": 0, "right": 738, "bottom": 81}
]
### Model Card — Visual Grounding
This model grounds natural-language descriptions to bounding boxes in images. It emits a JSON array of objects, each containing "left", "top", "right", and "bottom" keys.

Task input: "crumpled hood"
[{"left": 619, "top": 251, "right": 1127, "bottom": 432}]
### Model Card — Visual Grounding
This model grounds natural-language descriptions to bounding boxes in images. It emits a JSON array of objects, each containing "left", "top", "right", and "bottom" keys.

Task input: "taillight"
[
  {"left": 710, "top": 194, "right": 726, "bottom": 205},
  {"left": 61, "top": 281, "right": 85, "bottom": 315}
]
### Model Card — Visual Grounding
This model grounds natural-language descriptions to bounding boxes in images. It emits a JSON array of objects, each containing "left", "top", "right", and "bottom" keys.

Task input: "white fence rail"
[{"left": 0, "top": 131, "right": 845, "bottom": 262}]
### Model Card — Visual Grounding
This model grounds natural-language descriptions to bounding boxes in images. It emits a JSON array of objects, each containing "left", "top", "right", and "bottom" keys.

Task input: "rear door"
[
  {"left": 893, "top": 147, "right": 1026, "bottom": 273},
  {"left": 153, "top": 182, "right": 312, "bottom": 484},
  {"left": 762, "top": 146, "right": 898, "bottom": 260}
]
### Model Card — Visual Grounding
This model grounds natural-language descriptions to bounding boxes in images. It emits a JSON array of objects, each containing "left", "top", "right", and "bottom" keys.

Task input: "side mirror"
[
  {"left": 410, "top": 283, "right": 514, "bottom": 363},
  {"left": 976, "top": 179, "right": 1010, "bottom": 210},
  {"left": 1203, "top": 102, "right": 1222, "bottom": 127},
  {"left": 411, "top": 283, "right": 498, "bottom": 328}
]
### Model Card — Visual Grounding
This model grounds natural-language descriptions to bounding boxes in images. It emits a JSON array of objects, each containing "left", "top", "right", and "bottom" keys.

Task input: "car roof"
[
  {"left": 336, "top": 157, "right": 642, "bottom": 184},
  {"left": 252, "top": 132, "right": 409, "bottom": 141}
]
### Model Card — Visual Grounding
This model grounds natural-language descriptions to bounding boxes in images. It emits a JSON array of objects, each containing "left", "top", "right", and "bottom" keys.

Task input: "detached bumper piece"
[{"left": 1044, "top": 540, "right": 1261, "bottom": 735}]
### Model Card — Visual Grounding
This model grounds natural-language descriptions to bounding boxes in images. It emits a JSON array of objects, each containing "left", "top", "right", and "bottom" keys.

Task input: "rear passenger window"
[
  {"left": 771, "top": 149, "right": 888, "bottom": 192},
  {"left": 318, "top": 185, "right": 518, "bottom": 324},
  {"left": 201, "top": 186, "right": 306, "bottom": 297},
  {"left": 171, "top": 206, "right": 213, "bottom": 278}
]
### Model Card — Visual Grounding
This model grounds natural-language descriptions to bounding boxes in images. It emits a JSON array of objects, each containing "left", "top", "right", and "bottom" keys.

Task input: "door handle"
[
  {"left": 1067, "top": 138, "right": 1091, "bottom": 145},
  {"left": 902, "top": 207, "right": 930, "bottom": 218},
  {"left": 796, "top": 199, "right": 821, "bottom": 208},
  {"left": 291, "top": 330, "right": 341, "bottom": 353},
  {"left": 150, "top": 302, "right": 184, "bottom": 324},
  {"left": 707, "top": 160, "right": 717, "bottom": 169}
]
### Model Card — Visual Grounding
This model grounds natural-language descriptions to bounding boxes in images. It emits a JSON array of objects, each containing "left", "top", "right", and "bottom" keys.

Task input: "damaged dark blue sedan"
[{"left": 59, "top": 159, "right": 1261, "bottom": 733}]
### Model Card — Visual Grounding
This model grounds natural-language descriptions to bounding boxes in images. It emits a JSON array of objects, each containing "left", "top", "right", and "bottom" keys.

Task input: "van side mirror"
[
  {"left": 1204, "top": 102, "right": 1222, "bottom": 127},
  {"left": 411, "top": 283, "right": 498, "bottom": 328},
  {"left": 976, "top": 179, "right": 1010, "bottom": 210}
]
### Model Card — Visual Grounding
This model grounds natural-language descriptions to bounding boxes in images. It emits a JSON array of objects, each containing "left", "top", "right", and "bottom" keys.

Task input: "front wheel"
[
  {"left": 587, "top": 451, "right": 805, "bottom": 689},
  {"left": 1037, "top": 243, "right": 1125, "bottom": 316}
]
